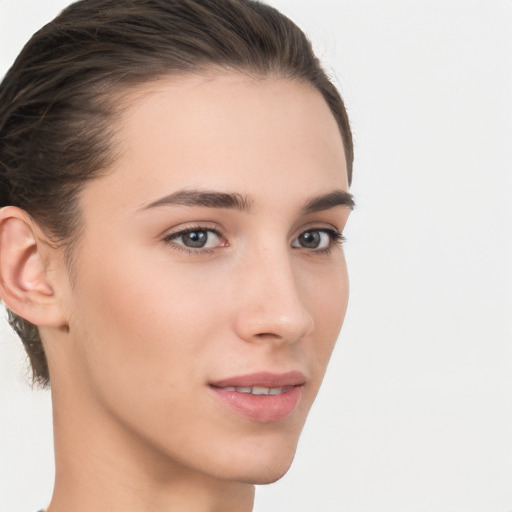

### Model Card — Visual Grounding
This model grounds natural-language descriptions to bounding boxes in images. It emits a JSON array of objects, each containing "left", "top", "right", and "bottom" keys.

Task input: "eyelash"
[
  {"left": 162, "top": 225, "right": 224, "bottom": 254},
  {"left": 162, "top": 225, "right": 345, "bottom": 255},
  {"left": 309, "top": 229, "right": 346, "bottom": 255}
]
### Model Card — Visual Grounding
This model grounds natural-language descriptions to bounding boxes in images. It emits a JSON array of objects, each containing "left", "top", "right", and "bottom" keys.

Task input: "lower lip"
[{"left": 209, "top": 386, "right": 303, "bottom": 423}]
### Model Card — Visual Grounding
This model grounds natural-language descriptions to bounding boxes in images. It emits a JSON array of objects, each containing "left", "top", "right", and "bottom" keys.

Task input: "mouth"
[
  {"left": 209, "top": 371, "right": 306, "bottom": 423},
  {"left": 214, "top": 385, "right": 295, "bottom": 395}
]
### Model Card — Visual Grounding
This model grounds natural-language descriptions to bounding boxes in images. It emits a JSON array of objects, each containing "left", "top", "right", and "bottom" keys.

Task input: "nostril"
[{"left": 254, "top": 332, "right": 281, "bottom": 339}]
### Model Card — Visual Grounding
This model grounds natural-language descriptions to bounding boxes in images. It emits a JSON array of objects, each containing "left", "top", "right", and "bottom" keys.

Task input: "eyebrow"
[
  {"left": 142, "top": 188, "right": 354, "bottom": 214},
  {"left": 143, "top": 189, "right": 253, "bottom": 212},
  {"left": 301, "top": 190, "right": 355, "bottom": 214}
]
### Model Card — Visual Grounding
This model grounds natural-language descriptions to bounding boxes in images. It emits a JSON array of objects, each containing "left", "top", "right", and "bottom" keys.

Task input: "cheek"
[
  {"left": 302, "top": 257, "right": 349, "bottom": 368},
  {"left": 307, "top": 254, "right": 349, "bottom": 316},
  {"left": 67, "top": 252, "right": 237, "bottom": 463},
  {"left": 69, "top": 251, "right": 227, "bottom": 402}
]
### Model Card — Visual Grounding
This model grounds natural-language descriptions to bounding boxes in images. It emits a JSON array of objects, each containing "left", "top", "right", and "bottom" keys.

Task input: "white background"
[{"left": 1, "top": 1, "right": 511, "bottom": 511}]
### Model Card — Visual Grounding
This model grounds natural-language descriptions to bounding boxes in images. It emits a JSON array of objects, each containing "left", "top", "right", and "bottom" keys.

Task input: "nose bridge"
[{"left": 233, "top": 241, "right": 314, "bottom": 344}]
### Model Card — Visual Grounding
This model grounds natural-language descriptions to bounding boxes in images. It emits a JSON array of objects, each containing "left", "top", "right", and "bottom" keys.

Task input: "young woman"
[{"left": 0, "top": 1, "right": 354, "bottom": 510}]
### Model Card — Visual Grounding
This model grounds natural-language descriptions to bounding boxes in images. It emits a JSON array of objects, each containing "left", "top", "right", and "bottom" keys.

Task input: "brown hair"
[{"left": 0, "top": 0, "right": 354, "bottom": 387}]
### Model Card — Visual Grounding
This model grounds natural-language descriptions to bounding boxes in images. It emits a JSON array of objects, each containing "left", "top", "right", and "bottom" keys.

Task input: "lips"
[
  {"left": 209, "top": 371, "right": 305, "bottom": 423},
  {"left": 209, "top": 370, "right": 306, "bottom": 389}
]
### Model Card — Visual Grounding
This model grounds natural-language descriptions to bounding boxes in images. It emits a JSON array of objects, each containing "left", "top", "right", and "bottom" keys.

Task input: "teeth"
[
  {"left": 220, "top": 386, "right": 286, "bottom": 395},
  {"left": 251, "top": 386, "right": 270, "bottom": 395}
]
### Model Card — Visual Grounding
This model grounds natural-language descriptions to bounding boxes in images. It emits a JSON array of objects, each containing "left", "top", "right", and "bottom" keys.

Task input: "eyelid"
[
  {"left": 159, "top": 222, "right": 345, "bottom": 255},
  {"left": 161, "top": 221, "right": 223, "bottom": 239},
  {"left": 292, "top": 222, "right": 343, "bottom": 239},
  {"left": 291, "top": 225, "right": 345, "bottom": 252},
  {"left": 161, "top": 223, "right": 227, "bottom": 253}
]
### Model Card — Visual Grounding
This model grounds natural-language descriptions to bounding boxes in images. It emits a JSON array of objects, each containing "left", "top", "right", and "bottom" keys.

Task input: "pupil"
[
  {"left": 183, "top": 231, "right": 207, "bottom": 248},
  {"left": 300, "top": 231, "right": 320, "bottom": 248}
]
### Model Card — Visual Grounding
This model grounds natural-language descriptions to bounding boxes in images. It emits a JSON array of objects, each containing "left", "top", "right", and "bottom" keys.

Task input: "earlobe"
[{"left": 0, "top": 206, "right": 67, "bottom": 328}]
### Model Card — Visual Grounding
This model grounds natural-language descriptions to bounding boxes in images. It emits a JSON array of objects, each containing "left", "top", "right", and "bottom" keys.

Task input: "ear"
[{"left": 0, "top": 206, "right": 68, "bottom": 328}]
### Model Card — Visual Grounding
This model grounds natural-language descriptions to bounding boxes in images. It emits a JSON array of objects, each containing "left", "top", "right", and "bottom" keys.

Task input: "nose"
[{"left": 232, "top": 245, "right": 315, "bottom": 346}]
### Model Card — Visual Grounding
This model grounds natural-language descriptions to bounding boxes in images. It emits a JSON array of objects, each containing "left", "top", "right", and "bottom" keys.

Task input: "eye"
[
  {"left": 164, "top": 227, "right": 224, "bottom": 250},
  {"left": 291, "top": 228, "right": 343, "bottom": 251}
]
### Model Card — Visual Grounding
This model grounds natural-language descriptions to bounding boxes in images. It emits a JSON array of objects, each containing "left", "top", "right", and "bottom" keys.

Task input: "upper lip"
[{"left": 209, "top": 371, "right": 306, "bottom": 389}]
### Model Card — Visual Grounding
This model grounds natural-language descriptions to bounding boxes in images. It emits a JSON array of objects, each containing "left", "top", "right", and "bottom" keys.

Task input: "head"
[{"left": 0, "top": 0, "right": 353, "bottom": 486}]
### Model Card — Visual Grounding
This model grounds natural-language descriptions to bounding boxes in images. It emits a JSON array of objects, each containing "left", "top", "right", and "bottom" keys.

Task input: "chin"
[
  {"left": 233, "top": 459, "right": 295, "bottom": 485},
  {"left": 248, "top": 461, "right": 295, "bottom": 485},
  {"left": 220, "top": 436, "right": 299, "bottom": 485}
]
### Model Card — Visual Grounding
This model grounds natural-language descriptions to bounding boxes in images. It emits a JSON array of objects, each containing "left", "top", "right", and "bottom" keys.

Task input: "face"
[{"left": 52, "top": 73, "right": 352, "bottom": 484}]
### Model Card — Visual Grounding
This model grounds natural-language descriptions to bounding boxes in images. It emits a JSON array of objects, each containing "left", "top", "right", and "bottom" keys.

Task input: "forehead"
[{"left": 82, "top": 73, "right": 348, "bottom": 214}]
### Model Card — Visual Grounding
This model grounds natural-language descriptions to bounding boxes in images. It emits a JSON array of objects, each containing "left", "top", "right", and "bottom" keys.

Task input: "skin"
[{"left": 1, "top": 73, "right": 351, "bottom": 512}]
